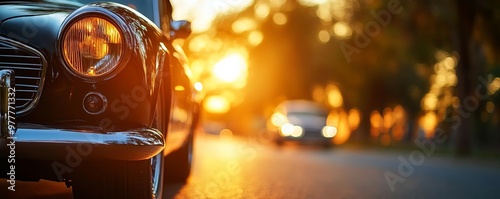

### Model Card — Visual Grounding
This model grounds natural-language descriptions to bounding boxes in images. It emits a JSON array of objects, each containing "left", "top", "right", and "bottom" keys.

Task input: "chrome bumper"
[{"left": 0, "top": 124, "right": 165, "bottom": 161}]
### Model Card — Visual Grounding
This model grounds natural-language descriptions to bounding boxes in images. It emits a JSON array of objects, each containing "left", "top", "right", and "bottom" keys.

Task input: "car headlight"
[
  {"left": 322, "top": 126, "right": 337, "bottom": 138},
  {"left": 280, "top": 123, "right": 294, "bottom": 136},
  {"left": 280, "top": 123, "right": 303, "bottom": 137},
  {"left": 61, "top": 16, "right": 123, "bottom": 78},
  {"left": 291, "top": 126, "right": 303, "bottom": 137}
]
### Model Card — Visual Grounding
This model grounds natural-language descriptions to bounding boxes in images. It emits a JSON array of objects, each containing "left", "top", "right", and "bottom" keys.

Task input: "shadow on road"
[
  {"left": 163, "top": 182, "right": 186, "bottom": 199},
  {"left": 0, "top": 179, "right": 72, "bottom": 199}
]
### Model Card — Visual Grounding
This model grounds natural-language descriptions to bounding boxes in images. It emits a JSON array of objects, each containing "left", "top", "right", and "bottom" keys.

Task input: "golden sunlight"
[
  {"left": 194, "top": 81, "right": 203, "bottom": 91},
  {"left": 318, "top": 30, "right": 331, "bottom": 43},
  {"left": 171, "top": 0, "right": 254, "bottom": 33},
  {"left": 332, "top": 22, "right": 352, "bottom": 39},
  {"left": 333, "top": 111, "right": 350, "bottom": 145},
  {"left": 273, "top": 12, "right": 288, "bottom": 25},
  {"left": 326, "top": 84, "right": 343, "bottom": 108},
  {"left": 270, "top": 112, "right": 289, "bottom": 127},
  {"left": 347, "top": 108, "right": 361, "bottom": 130},
  {"left": 370, "top": 110, "right": 382, "bottom": 137},
  {"left": 232, "top": 17, "right": 258, "bottom": 33},
  {"left": 382, "top": 107, "right": 393, "bottom": 133},
  {"left": 298, "top": 0, "right": 354, "bottom": 23},
  {"left": 212, "top": 52, "right": 248, "bottom": 83},
  {"left": 254, "top": 2, "right": 270, "bottom": 20},
  {"left": 248, "top": 30, "right": 264, "bottom": 46},
  {"left": 220, "top": 128, "right": 234, "bottom": 138},
  {"left": 489, "top": 77, "right": 500, "bottom": 95},
  {"left": 312, "top": 85, "right": 325, "bottom": 102},
  {"left": 327, "top": 111, "right": 340, "bottom": 127},
  {"left": 204, "top": 95, "right": 231, "bottom": 114},
  {"left": 421, "top": 93, "right": 438, "bottom": 111},
  {"left": 419, "top": 111, "right": 438, "bottom": 138}
]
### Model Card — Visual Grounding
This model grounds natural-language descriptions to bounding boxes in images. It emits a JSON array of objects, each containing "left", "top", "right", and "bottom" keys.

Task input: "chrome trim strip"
[
  {"left": 0, "top": 55, "right": 39, "bottom": 59},
  {"left": 2, "top": 124, "right": 165, "bottom": 161},
  {"left": 15, "top": 76, "right": 41, "bottom": 80},
  {"left": 0, "top": 36, "right": 47, "bottom": 116},
  {"left": 0, "top": 62, "right": 43, "bottom": 66}
]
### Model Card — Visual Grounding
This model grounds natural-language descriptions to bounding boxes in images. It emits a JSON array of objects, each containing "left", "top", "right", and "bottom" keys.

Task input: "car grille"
[{"left": 0, "top": 36, "right": 46, "bottom": 115}]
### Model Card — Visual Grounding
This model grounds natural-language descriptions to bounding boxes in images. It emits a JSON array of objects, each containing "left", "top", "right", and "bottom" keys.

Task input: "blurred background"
[{"left": 171, "top": 0, "right": 500, "bottom": 155}]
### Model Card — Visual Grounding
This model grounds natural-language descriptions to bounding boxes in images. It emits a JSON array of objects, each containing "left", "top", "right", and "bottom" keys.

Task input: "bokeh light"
[
  {"left": 273, "top": 12, "right": 288, "bottom": 25},
  {"left": 332, "top": 22, "right": 352, "bottom": 39},
  {"left": 326, "top": 84, "right": 343, "bottom": 108},
  {"left": 204, "top": 95, "right": 231, "bottom": 114},
  {"left": 212, "top": 52, "right": 248, "bottom": 84},
  {"left": 318, "top": 30, "right": 331, "bottom": 43},
  {"left": 419, "top": 111, "right": 438, "bottom": 138}
]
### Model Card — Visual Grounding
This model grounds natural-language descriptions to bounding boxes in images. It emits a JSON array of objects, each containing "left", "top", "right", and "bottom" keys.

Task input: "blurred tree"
[{"left": 454, "top": 0, "right": 476, "bottom": 155}]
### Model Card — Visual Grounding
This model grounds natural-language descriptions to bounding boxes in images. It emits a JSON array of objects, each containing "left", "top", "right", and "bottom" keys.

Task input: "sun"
[{"left": 212, "top": 53, "right": 247, "bottom": 83}]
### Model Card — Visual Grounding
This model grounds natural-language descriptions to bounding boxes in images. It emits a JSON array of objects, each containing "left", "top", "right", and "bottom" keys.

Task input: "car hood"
[
  {"left": 0, "top": 1, "right": 77, "bottom": 24},
  {"left": 0, "top": 1, "right": 81, "bottom": 57}
]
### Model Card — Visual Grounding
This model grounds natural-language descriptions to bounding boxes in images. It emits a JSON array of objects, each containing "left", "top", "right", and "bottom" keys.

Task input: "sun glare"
[
  {"left": 204, "top": 95, "right": 231, "bottom": 114},
  {"left": 212, "top": 53, "right": 248, "bottom": 83},
  {"left": 232, "top": 17, "right": 258, "bottom": 33},
  {"left": 194, "top": 81, "right": 203, "bottom": 91},
  {"left": 171, "top": 0, "right": 254, "bottom": 33}
]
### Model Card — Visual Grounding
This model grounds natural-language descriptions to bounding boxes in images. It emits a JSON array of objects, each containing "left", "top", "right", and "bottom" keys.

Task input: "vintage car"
[{"left": 0, "top": 0, "right": 199, "bottom": 198}]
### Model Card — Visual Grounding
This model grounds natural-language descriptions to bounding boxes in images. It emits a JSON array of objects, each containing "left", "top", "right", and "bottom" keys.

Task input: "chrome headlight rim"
[{"left": 58, "top": 6, "right": 132, "bottom": 82}]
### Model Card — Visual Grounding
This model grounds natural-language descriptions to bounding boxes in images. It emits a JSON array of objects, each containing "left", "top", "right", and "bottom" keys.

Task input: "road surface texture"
[{"left": 2, "top": 133, "right": 500, "bottom": 198}]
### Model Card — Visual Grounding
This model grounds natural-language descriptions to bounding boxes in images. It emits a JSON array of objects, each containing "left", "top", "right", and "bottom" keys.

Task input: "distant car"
[
  {"left": 0, "top": 0, "right": 199, "bottom": 198},
  {"left": 267, "top": 100, "right": 336, "bottom": 146}
]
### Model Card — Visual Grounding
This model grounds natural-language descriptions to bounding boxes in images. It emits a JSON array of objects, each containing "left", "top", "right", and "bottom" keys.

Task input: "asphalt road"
[{"left": 2, "top": 133, "right": 500, "bottom": 199}]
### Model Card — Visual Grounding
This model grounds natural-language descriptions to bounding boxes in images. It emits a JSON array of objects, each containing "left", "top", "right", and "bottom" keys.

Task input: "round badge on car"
[{"left": 82, "top": 92, "right": 108, "bottom": 115}]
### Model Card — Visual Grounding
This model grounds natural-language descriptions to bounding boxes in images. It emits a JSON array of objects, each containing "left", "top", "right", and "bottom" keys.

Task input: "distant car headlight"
[
  {"left": 280, "top": 123, "right": 303, "bottom": 137},
  {"left": 291, "top": 126, "right": 303, "bottom": 137},
  {"left": 280, "top": 123, "right": 294, "bottom": 136},
  {"left": 322, "top": 126, "right": 337, "bottom": 138},
  {"left": 61, "top": 16, "right": 123, "bottom": 78}
]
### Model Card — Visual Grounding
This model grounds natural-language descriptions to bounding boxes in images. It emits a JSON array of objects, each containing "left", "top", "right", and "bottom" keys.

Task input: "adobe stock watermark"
[
  {"left": 339, "top": 0, "right": 404, "bottom": 63},
  {"left": 4, "top": 14, "right": 47, "bottom": 192},
  {"left": 384, "top": 74, "right": 496, "bottom": 193},
  {"left": 5, "top": 85, "right": 16, "bottom": 191}
]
